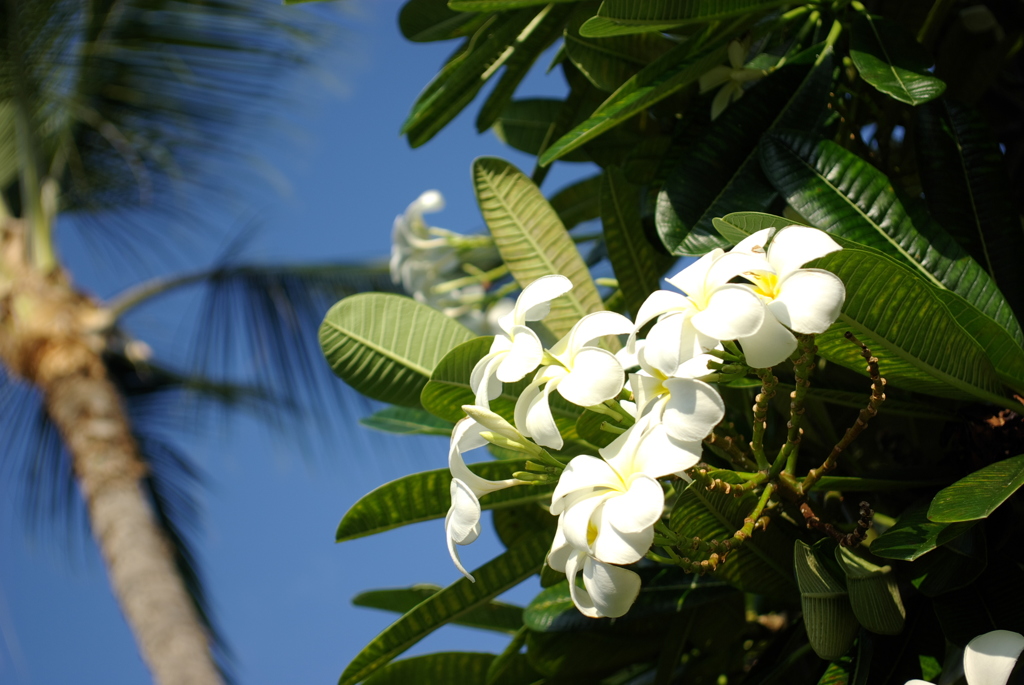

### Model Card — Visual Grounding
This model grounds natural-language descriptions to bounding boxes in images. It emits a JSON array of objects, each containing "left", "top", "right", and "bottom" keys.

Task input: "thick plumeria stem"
[
  {"left": 750, "top": 368, "right": 778, "bottom": 470},
  {"left": 772, "top": 334, "right": 817, "bottom": 478},
  {"left": 799, "top": 332, "right": 885, "bottom": 495},
  {"left": 704, "top": 425, "right": 757, "bottom": 470}
]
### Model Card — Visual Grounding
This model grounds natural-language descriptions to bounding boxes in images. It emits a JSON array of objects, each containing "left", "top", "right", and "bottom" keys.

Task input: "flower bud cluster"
[{"left": 444, "top": 225, "right": 846, "bottom": 618}]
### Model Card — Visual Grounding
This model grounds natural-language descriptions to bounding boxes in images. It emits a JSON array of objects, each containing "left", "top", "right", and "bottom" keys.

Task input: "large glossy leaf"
[
  {"left": 476, "top": 5, "right": 573, "bottom": 132},
  {"left": 761, "top": 130, "right": 1024, "bottom": 344},
  {"left": 564, "top": 7, "right": 675, "bottom": 92},
  {"left": 927, "top": 454, "right": 1024, "bottom": 523},
  {"left": 338, "top": 531, "right": 549, "bottom": 685},
  {"left": 420, "top": 337, "right": 584, "bottom": 438},
  {"left": 399, "top": 0, "right": 490, "bottom": 42},
  {"left": 594, "top": 0, "right": 792, "bottom": 25},
  {"left": 539, "top": 33, "right": 731, "bottom": 165},
  {"left": 359, "top": 407, "right": 454, "bottom": 436},
  {"left": 669, "top": 476, "right": 797, "bottom": 599},
  {"left": 849, "top": 13, "right": 945, "bottom": 106},
  {"left": 601, "top": 166, "right": 674, "bottom": 317},
  {"left": 870, "top": 501, "right": 976, "bottom": 561},
  {"left": 657, "top": 52, "right": 832, "bottom": 256},
  {"left": 319, "top": 293, "right": 475, "bottom": 408},
  {"left": 362, "top": 653, "right": 496, "bottom": 685},
  {"left": 402, "top": 9, "right": 540, "bottom": 147},
  {"left": 450, "top": 0, "right": 578, "bottom": 9},
  {"left": 916, "top": 98, "right": 1024, "bottom": 318},
  {"left": 712, "top": 212, "right": 1012, "bottom": 404},
  {"left": 335, "top": 460, "right": 555, "bottom": 542},
  {"left": 492, "top": 99, "right": 591, "bottom": 163},
  {"left": 354, "top": 586, "right": 523, "bottom": 633},
  {"left": 472, "top": 157, "right": 604, "bottom": 338}
]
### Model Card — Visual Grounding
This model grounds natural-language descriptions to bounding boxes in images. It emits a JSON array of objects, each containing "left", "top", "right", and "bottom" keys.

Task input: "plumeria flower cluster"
[
  {"left": 443, "top": 225, "right": 846, "bottom": 618},
  {"left": 390, "top": 190, "right": 510, "bottom": 334}
]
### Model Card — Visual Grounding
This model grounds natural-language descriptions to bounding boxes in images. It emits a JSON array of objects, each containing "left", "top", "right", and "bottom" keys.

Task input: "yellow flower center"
[
  {"left": 587, "top": 520, "right": 599, "bottom": 546},
  {"left": 745, "top": 271, "right": 780, "bottom": 300}
]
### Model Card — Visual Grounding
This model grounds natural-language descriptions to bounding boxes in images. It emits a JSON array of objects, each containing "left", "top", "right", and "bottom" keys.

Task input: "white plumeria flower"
[
  {"left": 546, "top": 524, "right": 641, "bottom": 619},
  {"left": 699, "top": 39, "right": 766, "bottom": 120},
  {"left": 445, "top": 412, "right": 526, "bottom": 581},
  {"left": 470, "top": 275, "right": 573, "bottom": 408},
  {"left": 729, "top": 225, "right": 845, "bottom": 368},
  {"left": 390, "top": 190, "right": 458, "bottom": 300},
  {"left": 514, "top": 311, "right": 633, "bottom": 450},
  {"left": 631, "top": 248, "right": 766, "bottom": 357},
  {"left": 906, "top": 630, "right": 1024, "bottom": 685}
]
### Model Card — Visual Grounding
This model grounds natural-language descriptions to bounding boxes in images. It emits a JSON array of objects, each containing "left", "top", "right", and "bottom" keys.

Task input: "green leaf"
[
  {"left": 601, "top": 166, "right": 675, "bottom": 318},
  {"left": 485, "top": 630, "right": 541, "bottom": 685},
  {"left": 354, "top": 586, "right": 523, "bottom": 634},
  {"left": 362, "top": 652, "right": 495, "bottom": 685},
  {"left": 420, "top": 337, "right": 583, "bottom": 442},
  {"left": 493, "top": 99, "right": 591, "bottom": 163},
  {"left": 319, "top": 293, "right": 475, "bottom": 408},
  {"left": 359, "top": 407, "right": 454, "bottom": 436},
  {"left": 849, "top": 13, "right": 946, "bottom": 106},
  {"left": 870, "top": 501, "right": 976, "bottom": 561},
  {"left": 403, "top": 9, "right": 540, "bottom": 147},
  {"left": 549, "top": 174, "right": 603, "bottom": 230},
  {"left": 794, "top": 541, "right": 859, "bottom": 662},
  {"left": 564, "top": 8, "right": 675, "bottom": 92},
  {"left": 811, "top": 246, "right": 1010, "bottom": 405},
  {"left": 916, "top": 98, "right": 1024, "bottom": 319},
  {"left": 539, "top": 33, "right": 732, "bottom": 165},
  {"left": 927, "top": 454, "right": 1024, "bottom": 523},
  {"left": 669, "top": 474, "right": 797, "bottom": 599},
  {"left": 476, "top": 5, "right": 573, "bottom": 132},
  {"left": 335, "top": 460, "right": 554, "bottom": 542},
  {"left": 399, "top": 0, "right": 490, "bottom": 42},
  {"left": 760, "top": 130, "right": 1023, "bottom": 345},
  {"left": 574, "top": 406, "right": 629, "bottom": 448},
  {"left": 449, "top": 0, "right": 578, "bottom": 9},
  {"left": 578, "top": 15, "right": 681, "bottom": 38},
  {"left": 835, "top": 548, "right": 905, "bottom": 636},
  {"left": 916, "top": 527, "right": 987, "bottom": 598},
  {"left": 657, "top": 53, "right": 833, "bottom": 256},
  {"left": 339, "top": 531, "right": 549, "bottom": 685},
  {"left": 472, "top": 157, "right": 605, "bottom": 338},
  {"left": 595, "top": 0, "right": 793, "bottom": 26}
]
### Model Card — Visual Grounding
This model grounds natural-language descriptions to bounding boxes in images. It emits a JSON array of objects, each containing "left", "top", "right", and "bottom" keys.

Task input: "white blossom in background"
[
  {"left": 631, "top": 248, "right": 766, "bottom": 355},
  {"left": 906, "top": 630, "right": 1024, "bottom": 685},
  {"left": 515, "top": 311, "right": 633, "bottom": 450},
  {"left": 470, "top": 275, "right": 573, "bottom": 407},
  {"left": 445, "top": 413, "right": 527, "bottom": 581},
  {"left": 729, "top": 225, "right": 845, "bottom": 367},
  {"left": 390, "top": 190, "right": 458, "bottom": 301},
  {"left": 699, "top": 39, "right": 767, "bottom": 120}
]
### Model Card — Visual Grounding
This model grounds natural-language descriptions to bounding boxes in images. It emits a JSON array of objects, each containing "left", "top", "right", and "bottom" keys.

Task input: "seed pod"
[
  {"left": 794, "top": 541, "right": 859, "bottom": 660},
  {"left": 836, "top": 546, "right": 905, "bottom": 635}
]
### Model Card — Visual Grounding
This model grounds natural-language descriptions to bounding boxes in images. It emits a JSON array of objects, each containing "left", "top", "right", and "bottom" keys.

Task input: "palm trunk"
[{"left": 0, "top": 219, "right": 223, "bottom": 685}]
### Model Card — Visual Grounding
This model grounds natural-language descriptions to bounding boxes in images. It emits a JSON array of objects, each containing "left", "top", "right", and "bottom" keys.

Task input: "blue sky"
[{"left": 0, "top": 2, "right": 598, "bottom": 683}]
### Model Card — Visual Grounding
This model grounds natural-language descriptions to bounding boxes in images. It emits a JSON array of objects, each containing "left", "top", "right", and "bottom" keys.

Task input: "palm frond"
[{"left": 2, "top": 0, "right": 331, "bottom": 269}]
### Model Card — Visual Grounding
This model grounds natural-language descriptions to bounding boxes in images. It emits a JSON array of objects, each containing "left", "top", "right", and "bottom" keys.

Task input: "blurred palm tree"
[{"left": 0, "top": 1, "right": 393, "bottom": 683}]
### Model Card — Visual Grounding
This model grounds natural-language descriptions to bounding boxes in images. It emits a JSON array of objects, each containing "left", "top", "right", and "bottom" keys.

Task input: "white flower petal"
[
  {"left": 524, "top": 380, "right": 564, "bottom": 450},
  {"left": 562, "top": 493, "right": 608, "bottom": 552},
  {"left": 707, "top": 250, "right": 773, "bottom": 288},
  {"left": 564, "top": 551, "right": 600, "bottom": 618},
  {"left": 446, "top": 479, "right": 482, "bottom": 581},
  {"left": 711, "top": 83, "right": 735, "bottom": 120},
  {"left": 692, "top": 284, "right": 764, "bottom": 340},
  {"left": 599, "top": 417, "right": 651, "bottom": 474},
  {"left": 581, "top": 555, "right": 641, "bottom": 619},
  {"left": 661, "top": 378, "right": 725, "bottom": 443},
  {"left": 632, "top": 293, "right": 694, "bottom": 349},
  {"left": 546, "top": 520, "right": 572, "bottom": 573},
  {"left": 553, "top": 311, "right": 634, "bottom": 360},
  {"left": 551, "top": 455, "right": 622, "bottom": 515},
  {"left": 557, "top": 348, "right": 625, "bottom": 407},
  {"left": 767, "top": 225, "right": 842, "bottom": 278},
  {"left": 737, "top": 312, "right": 797, "bottom": 368},
  {"left": 592, "top": 513, "right": 655, "bottom": 565},
  {"left": 410, "top": 189, "right": 445, "bottom": 216},
  {"left": 634, "top": 428, "right": 702, "bottom": 477},
  {"left": 461, "top": 405, "right": 521, "bottom": 442},
  {"left": 506, "top": 275, "right": 574, "bottom": 329},
  {"left": 602, "top": 475, "right": 663, "bottom": 535},
  {"left": 496, "top": 326, "right": 544, "bottom": 382},
  {"left": 964, "top": 630, "right": 1024, "bottom": 685},
  {"left": 631, "top": 372, "right": 664, "bottom": 414},
  {"left": 727, "top": 40, "right": 746, "bottom": 69},
  {"left": 470, "top": 350, "right": 504, "bottom": 408},
  {"left": 676, "top": 353, "right": 718, "bottom": 379},
  {"left": 733, "top": 228, "right": 773, "bottom": 255},
  {"left": 770, "top": 269, "right": 845, "bottom": 334},
  {"left": 666, "top": 251, "right": 722, "bottom": 297},
  {"left": 449, "top": 418, "right": 519, "bottom": 496}
]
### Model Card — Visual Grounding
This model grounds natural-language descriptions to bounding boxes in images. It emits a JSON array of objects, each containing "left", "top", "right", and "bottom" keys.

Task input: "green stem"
[
  {"left": 774, "top": 334, "right": 816, "bottom": 476},
  {"left": 917, "top": 0, "right": 955, "bottom": 47},
  {"left": 750, "top": 368, "right": 778, "bottom": 470}
]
